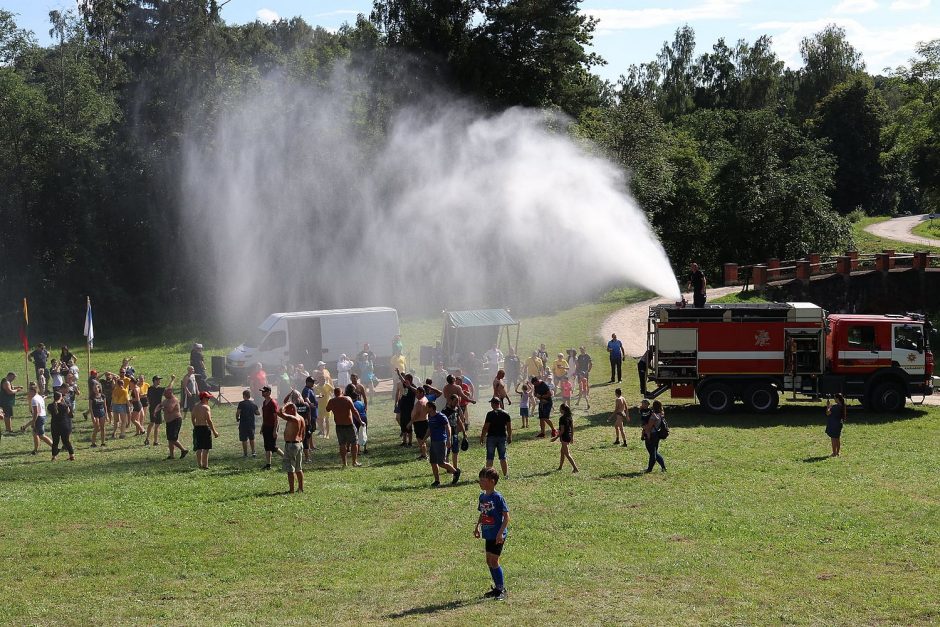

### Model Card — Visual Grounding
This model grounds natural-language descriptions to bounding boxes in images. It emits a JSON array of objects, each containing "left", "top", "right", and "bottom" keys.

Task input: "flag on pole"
[{"left": 84, "top": 297, "right": 94, "bottom": 349}]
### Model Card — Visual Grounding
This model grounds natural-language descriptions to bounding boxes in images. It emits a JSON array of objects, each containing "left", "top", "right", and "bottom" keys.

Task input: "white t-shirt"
[
  {"left": 31, "top": 394, "right": 47, "bottom": 418},
  {"left": 484, "top": 349, "right": 503, "bottom": 370},
  {"left": 69, "top": 364, "right": 80, "bottom": 379}
]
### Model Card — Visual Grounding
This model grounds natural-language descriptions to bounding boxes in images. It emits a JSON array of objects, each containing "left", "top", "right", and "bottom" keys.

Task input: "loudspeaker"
[
  {"left": 211, "top": 355, "right": 226, "bottom": 380},
  {"left": 419, "top": 345, "right": 433, "bottom": 366}
]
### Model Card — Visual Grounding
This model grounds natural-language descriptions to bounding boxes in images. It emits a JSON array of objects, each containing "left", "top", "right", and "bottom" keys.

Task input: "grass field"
[
  {"left": 911, "top": 215, "right": 940, "bottom": 241},
  {"left": 2, "top": 297, "right": 939, "bottom": 625}
]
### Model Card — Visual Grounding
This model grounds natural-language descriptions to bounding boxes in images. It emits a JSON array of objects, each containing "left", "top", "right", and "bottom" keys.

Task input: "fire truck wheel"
[
  {"left": 698, "top": 383, "right": 734, "bottom": 414},
  {"left": 744, "top": 383, "right": 779, "bottom": 413},
  {"left": 872, "top": 381, "right": 906, "bottom": 412}
]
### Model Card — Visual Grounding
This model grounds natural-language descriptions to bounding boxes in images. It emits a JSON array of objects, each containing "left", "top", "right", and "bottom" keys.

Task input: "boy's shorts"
[
  {"left": 33, "top": 416, "right": 46, "bottom": 436},
  {"left": 282, "top": 442, "right": 303, "bottom": 473},
  {"left": 519, "top": 407, "right": 529, "bottom": 418},
  {"left": 538, "top": 400, "right": 552, "bottom": 420},
  {"left": 484, "top": 539, "right": 505, "bottom": 556},
  {"left": 238, "top": 420, "right": 256, "bottom": 442}
]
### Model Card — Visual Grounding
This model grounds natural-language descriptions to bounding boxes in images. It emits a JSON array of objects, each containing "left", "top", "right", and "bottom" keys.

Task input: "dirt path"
[
  {"left": 864, "top": 214, "right": 940, "bottom": 248},
  {"left": 599, "top": 286, "right": 739, "bottom": 358}
]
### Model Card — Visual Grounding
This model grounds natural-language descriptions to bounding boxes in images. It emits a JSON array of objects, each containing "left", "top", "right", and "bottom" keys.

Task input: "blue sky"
[{"left": 4, "top": 0, "right": 939, "bottom": 80}]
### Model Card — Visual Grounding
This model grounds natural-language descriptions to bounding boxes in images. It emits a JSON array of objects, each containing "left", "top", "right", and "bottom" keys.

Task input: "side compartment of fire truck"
[{"left": 647, "top": 303, "right": 827, "bottom": 414}]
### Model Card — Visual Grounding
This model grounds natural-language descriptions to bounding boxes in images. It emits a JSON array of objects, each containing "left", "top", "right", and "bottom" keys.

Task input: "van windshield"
[{"left": 242, "top": 328, "right": 267, "bottom": 349}]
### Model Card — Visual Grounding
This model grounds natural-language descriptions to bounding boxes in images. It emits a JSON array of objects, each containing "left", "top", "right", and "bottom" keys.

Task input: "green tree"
[
  {"left": 796, "top": 24, "right": 864, "bottom": 116},
  {"left": 810, "top": 77, "right": 887, "bottom": 214}
]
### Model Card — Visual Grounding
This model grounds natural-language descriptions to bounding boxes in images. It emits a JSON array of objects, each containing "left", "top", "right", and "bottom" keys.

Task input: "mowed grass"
[
  {"left": 911, "top": 215, "right": 940, "bottom": 241},
  {"left": 1, "top": 298, "right": 939, "bottom": 625}
]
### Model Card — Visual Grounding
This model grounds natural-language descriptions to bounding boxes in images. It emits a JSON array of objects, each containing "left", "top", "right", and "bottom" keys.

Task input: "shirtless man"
[
  {"left": 407, "top": 386, "right": 432, "bottom": 461},
  {"left": 181, "top": 366, "right": 198, "bottom": 418},
  {"left": 349, "top": 373, "right": 368, "bottom": 412},
  {"left": 442, "top": 374, "right": 476, "bottom": 417},
  {"left": 492, "top": 370, "right": 512, "bottom": 409},
  {"left": 191, "top": 391, "right": 220, "bottom": 469},
  {"left": 325, "top": 388, "right": 361, "bottom": 467},
  {"left": 160, "top": 388, "right": 189, "bottom": 460},
  {"left": 610, "top": 388, "right": 630, "bottom": 446},
  {"left": 277, "top": 403, "right": 305, "bottom": 493}
]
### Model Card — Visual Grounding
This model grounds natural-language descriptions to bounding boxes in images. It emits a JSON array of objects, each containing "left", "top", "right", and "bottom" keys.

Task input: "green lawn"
[
  {"left": 911, "top": 215, "right": 940, "bottom": 241},
  {"left": 1, "top": 300, "right": 938, "bottom": 625}
]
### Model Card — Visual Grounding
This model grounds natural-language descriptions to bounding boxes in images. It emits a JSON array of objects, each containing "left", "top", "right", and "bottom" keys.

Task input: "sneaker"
[
  {"left": 263, "top": 464, "right": 271, "bottom": 469},
  {"left": 483, "top": 587, "right": 500, "bottom": 598},
  {"left": 452, "top": 468, "right": 462, "bottom": 484},
  {"left": 243, "top": 453, "right": 248, "bottom": 458},
  {"left": 494, "top": 589, "right": 507, "bottom": 601},
  {"left": 251, "top": 452, "right": 257, "bottom": 458},
  {"left": 144, "top": 439, "right": 149, "bottom": 446},
  {"left": 179, "top": 449, "right": 188, "bottom": 459},
  {"left": 551, "top": 429, "right": 558, "bottom": 438},
  {"left": 614, "top": 440, "right": 620, "bottom": 445},
  {"left": 536, "top": 433, "right": 546, "bottom": 438},
  {"left": 90, "top": 442, "right": 97, "bottom": 448},
  {"left": 431, "top": 481, "right": 441, "bottom": 487},
  {"left": 166, "top": 455, "right": 174, "bottom": 460},
  {"left": 622, "top": 442, "right": 629, "bottom": 447}
]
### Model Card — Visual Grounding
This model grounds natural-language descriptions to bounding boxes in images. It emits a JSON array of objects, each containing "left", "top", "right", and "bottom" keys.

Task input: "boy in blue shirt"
[{"left": 474, "top": 467, "right": 510, "bottom": 600}]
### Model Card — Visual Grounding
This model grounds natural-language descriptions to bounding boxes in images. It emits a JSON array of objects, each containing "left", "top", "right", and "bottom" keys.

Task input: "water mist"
[{"left": 181, "top": 70, "right": 680, "bottom": 336}]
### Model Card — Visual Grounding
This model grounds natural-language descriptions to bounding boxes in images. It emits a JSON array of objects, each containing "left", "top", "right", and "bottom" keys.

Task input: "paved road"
[{"left": 864, "top": 214, "right": 940, "bottom": 248}]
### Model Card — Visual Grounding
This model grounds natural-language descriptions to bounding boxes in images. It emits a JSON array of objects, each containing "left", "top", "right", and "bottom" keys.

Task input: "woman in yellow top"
[
  {"left": 110, "top": 376, "right": 130, "bottom": 439},
  {"left": 552, "top": 353, "right": 569, "bottom": 381},
  {"left": 317, "top": 378, "right": 333, "bottom": 438}
]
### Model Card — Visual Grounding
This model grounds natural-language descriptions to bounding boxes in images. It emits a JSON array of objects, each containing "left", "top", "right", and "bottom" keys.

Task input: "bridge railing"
[{"left": 723, "top": 250, "right": 940, "bottom": 289}]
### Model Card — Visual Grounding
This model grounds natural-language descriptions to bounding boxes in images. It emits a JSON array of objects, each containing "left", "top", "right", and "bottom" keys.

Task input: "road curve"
[{"left": 864, "top": 214, "right": 940, "bottom": 248}]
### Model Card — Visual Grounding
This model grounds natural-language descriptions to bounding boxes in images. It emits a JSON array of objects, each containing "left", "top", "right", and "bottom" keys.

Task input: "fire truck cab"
[{"left": 644, "top": 302, "right": 933, "bottom": 414}]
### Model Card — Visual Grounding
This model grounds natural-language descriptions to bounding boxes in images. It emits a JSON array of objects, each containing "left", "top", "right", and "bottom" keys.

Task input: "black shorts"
[
  {"left": 413, "top": 421, "right": 428, "bottom": 440},
  {"left": 150, "top": 412, "right": 164, "bottom": 425},
  {"left": 538, "top": 400, "right": 552, "bottom": 420},
  {"left": 193, "top": 425, "right": 212, "bottom": 450},
  {"left": 261, "top": 425, "right": 278, "bottom": 452},
  {"left": 132, "top": 400, "right": 142, "bottom": 412},
  {"left": 165, "top": 419, "right": 182, "bottom": 442},
  {"left": 484, "top": 539, "right": 505, "bottom": 556},
  {"left": 238, "top": 421, "right": 256, "bottom": 442}
]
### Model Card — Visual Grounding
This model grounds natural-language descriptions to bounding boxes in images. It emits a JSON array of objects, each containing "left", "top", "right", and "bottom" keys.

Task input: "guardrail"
[{"left": 723, "top": 250, "right": 940, "bottom": 289}]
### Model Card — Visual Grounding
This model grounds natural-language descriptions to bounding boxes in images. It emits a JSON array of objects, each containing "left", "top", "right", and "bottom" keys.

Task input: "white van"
[{"left": 226, "top": 307, "right": 400, "bottom": 377}]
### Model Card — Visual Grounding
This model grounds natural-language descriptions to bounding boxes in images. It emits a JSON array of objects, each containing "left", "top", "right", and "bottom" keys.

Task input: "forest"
[{"left": 1, "top": 0, "right": 939, "bottom": 333}]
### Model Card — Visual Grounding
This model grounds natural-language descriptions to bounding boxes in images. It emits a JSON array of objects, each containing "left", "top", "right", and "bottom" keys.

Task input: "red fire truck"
[{"left": 643, "top": 302, "right": 934, "bottom": 413}]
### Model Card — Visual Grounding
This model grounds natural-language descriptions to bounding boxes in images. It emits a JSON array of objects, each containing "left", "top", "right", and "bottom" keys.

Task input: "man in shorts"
[
  {"left": 1, "top": 372, "right": 22, "bottom": 434},
  {"left": 531, "top": 376, "right": 557, "bottom": 439},
  {"left": 325, "top": 387, "right": 361, "bottom": 467},
  {"left": 146, "top": 374, "right": 174, "bottom": 447},
  {"left": 28, "top": 383, "right": 54, "bottom": 454},
  {"left": 277, "top": 402, "right": 305, "bottom": 493},
  {"left": 480, "top": 397, "right": 512, "bottom": 478},
  {"left": 236, "top": 389, "right": 259, "bottom": 457},
  {"left": 259, "top": 386, "right": 283, "bottom": 469},
  {"left": 407, "top": 385, "right": 432, "bottom": 461},
  {"left": 181, "top": 366, "right": 198, "bottom": 418},
  {"left": 427, "top": 401, "right": 461, "bottom": 487},
  {"left": 161, "top": 388, "right": 188, "bottom": 460}
]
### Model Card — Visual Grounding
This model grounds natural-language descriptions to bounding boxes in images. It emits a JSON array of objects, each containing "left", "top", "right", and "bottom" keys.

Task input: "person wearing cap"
[
  {"left": 160, "top": 387, "right": 188, "bottom": 460},
  {"left": 259, "top": 386, "right": 283, "bottom": 469},
  {"left": 191, "top": 391, "right": 220, "bottom": 469},
  {"left": 277, "top": 402, "right": 305, "bottom": 493},
  {"left": 236, "top": 390, "right": 260, "bottom": 458},
  {"left": 146, "top": 374, "right": 176, "bottom": 447},
  {"left": 480, "top": 396, "right": 512, "bottom": 479}
]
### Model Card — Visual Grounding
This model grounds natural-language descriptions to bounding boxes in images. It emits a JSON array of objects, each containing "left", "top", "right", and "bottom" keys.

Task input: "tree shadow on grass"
[
  {"left": 595, "top": 471, "right": 646, "bottom": 480},
  {"left": 385, "top": 597, "right": 480, "bottom": 619},
  {"left": 802, "top": 455, "right": 831, "bottom": 463}
]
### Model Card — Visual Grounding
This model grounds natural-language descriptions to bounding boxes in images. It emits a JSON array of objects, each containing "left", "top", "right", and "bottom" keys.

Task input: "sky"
[{"left": 4, "top": 0, "right": 939, "bottom": 81}]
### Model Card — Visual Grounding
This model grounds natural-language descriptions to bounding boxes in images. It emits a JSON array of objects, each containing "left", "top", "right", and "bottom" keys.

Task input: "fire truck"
[{"left": 643, "top": 302, "right": 934, "bottom": 413}]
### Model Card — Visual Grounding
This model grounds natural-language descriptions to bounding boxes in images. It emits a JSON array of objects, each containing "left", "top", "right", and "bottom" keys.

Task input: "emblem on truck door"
[
  {"left": 755, "top": 330, "right": 770, "bottom": 347},
  {"left": 907, "top": 353, "right": 917, "bottom": 363}
]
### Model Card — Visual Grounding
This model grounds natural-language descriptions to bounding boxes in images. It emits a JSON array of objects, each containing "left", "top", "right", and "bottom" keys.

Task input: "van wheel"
[
  {"left": 699, "top": 383, "right": 734, "bottom": 414},
  {"left": 744, "top": 382, "right": 779, "bottom": 414},
  {"left": 872, "top": 381, "right": 906, "bottom": 412}
]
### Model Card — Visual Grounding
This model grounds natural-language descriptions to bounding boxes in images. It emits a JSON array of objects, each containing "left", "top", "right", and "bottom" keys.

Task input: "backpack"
[{"left": 657, "top": 416, "right": 670, "bottom": 439}]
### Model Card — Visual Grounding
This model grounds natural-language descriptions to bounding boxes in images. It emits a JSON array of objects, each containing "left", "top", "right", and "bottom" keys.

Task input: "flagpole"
[
  {"left": 22, "top": 297, "right": 30, "bottom": 390},
  {"left": 86, "top": 297, "right": 92, "bottom": 375}
]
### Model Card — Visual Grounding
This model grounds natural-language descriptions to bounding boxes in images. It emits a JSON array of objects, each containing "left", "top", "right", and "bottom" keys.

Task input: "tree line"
[{"left": 1, "top": 0, "right": 939, "bottom": 335}]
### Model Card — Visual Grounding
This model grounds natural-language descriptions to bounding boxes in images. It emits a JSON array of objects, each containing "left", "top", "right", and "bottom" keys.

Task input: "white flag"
[{"left": 84, "top": 298, "right": 94, "bottom": 348}]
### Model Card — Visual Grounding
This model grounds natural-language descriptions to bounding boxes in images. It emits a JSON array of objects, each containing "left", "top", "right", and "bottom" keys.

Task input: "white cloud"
[
  {"left": 256, "top": 8, "right": 280, "bottom": 23},
  {"left": 314, "top": 10, "right": 361, "bottom": 18},
  {"left": 585, "top": 0, "right": 750, "bottom": 32},
  {"left": 889, "top": 0, "right": 931, "bottom": 9},
  {"left": 752, "top": 17, "right": 940, "bottom": 71},
  {"left": 832, "top": 0, "right": 879, "bottom": 13}
]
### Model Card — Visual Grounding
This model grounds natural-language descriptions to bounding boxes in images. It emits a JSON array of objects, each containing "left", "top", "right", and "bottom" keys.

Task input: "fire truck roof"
[
  {"left": 652, "top": 302, "right": 824, "bottom": 323},
  {"left": 828, "top": 313, "right": 924, "bottom": 323}
]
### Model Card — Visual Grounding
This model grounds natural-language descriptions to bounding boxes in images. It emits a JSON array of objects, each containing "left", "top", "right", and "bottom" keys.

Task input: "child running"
[
  {"left": 474, "top": 467, "right": 510, "bottom": 601},
  {"left": 560, "top": 376, "right": 572, "bottom": 408},
  {"left": 552, "top": 403, "right": 578, "bottom": 472},
  {"left": 575, "top": 371, "right": 590, "bottom": 410}
]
